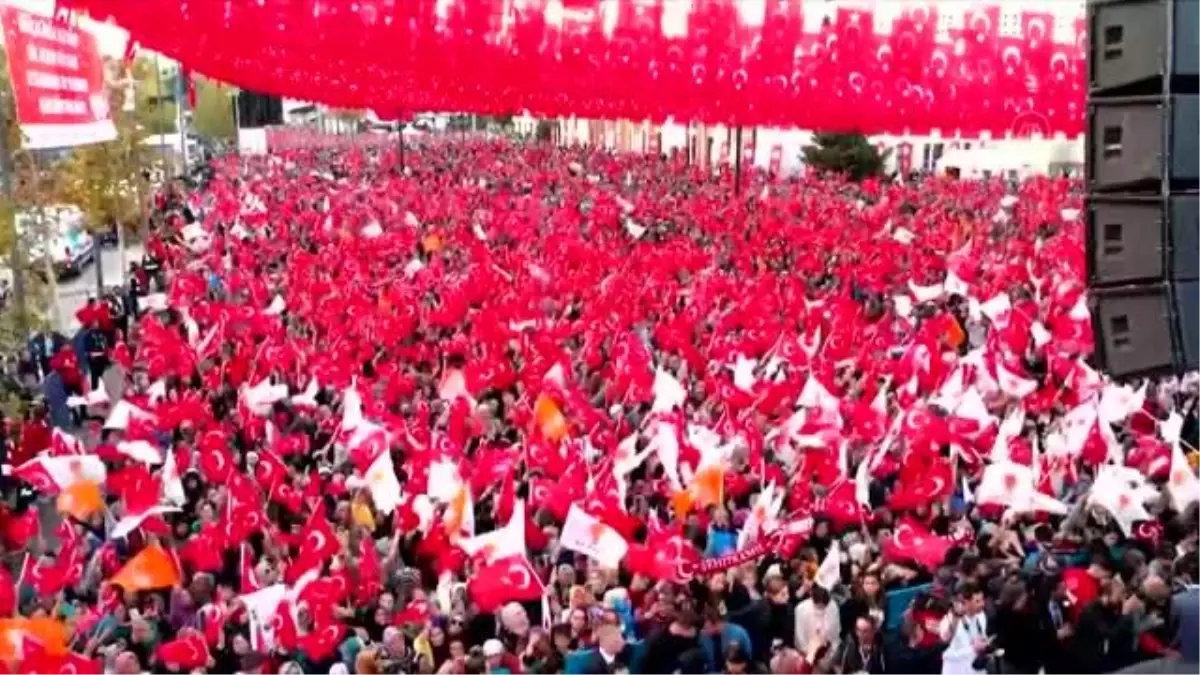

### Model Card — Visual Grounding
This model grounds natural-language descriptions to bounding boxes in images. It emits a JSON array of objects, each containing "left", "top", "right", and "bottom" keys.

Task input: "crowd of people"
[{"left": 1, "top": 139, "right": 1197, "bottom": 675}]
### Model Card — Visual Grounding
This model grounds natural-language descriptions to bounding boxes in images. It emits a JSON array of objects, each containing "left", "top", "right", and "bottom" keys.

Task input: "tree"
[
  {"left": 56, "top": 66, "right": 153, "bottom": 240},
  {"left": 801, "top": 132, "right": 890, "bottom": 181},
  {"left": 131, "top": 57, "right": 178, "bottom": 135},
  {"left": 446, "top": 114, "right": 474, "bottom": 132},
  {"left": 191, "top": 77, "right": 236, "bottom": 141},
  {"left": 0, "top": 49, "right": 51, "bottom": 333}
]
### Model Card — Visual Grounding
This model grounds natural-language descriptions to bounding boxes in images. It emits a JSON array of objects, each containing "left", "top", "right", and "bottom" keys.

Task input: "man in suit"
[
  {"left": 572, "top": 625, "right": 628, "bottom": 674},
  {"left": 1171, "top": 552, "right": 1200, "bottom": 662}
]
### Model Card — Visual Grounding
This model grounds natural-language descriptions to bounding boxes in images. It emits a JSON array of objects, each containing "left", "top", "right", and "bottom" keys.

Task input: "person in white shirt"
[
  {"left": 939, "top": 582, "right": 993, "bottom": 675},
  {"left": 795, "top": 585, "right": 842, "bottom": 658}
]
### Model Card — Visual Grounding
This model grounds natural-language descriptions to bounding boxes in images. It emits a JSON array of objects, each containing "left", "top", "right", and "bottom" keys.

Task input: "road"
[{"left": 52, "top": 243, "right": 143, "bottom": 333}]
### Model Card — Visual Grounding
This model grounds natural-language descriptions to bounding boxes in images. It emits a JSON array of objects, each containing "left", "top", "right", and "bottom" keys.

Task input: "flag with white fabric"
[
  {"left": 560, "top": 504, "right": 629, "bottom": 569},
  {"left": 458, "top": 499, "right": 526, "bottom": 563},
  {"left": 815, "top": 541, "right": 841, "bottom": 590}
]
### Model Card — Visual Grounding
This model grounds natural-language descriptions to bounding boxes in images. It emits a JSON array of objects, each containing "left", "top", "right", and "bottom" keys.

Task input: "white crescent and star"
[{"left": 505, "top": 560, "right": 533, "bottom": 590}]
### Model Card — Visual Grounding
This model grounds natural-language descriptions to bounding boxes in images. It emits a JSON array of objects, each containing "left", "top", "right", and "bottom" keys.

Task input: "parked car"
[{"left": 20, "top": 206, "right": 96, "bottom": 280}]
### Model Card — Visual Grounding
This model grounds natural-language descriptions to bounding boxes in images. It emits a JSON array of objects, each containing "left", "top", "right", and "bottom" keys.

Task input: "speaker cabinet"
[
  {"left": 1087, "top": 194, "right": 1199, "bottom": 285},
  {"left": 1093, "top": 285, "right": 1173, "bottom": 377},
  {"left": 1089, "top": 0, "right": 1199, "bottom": 95},
  {"left": 1087, "top": 95, "right": 1199, "bottom": 192},
  {"left": 1086, "top": 0, "right": 1198, "bottom": 379},
  {"left": 236, "top": 92, "right": 285, "bottom": 129}
]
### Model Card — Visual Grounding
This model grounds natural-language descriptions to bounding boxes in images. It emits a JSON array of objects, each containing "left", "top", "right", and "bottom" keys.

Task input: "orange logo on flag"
[
  {"left": 945, "top": 317, "right": 966, "bottom": 350},
  {"left": 692, "top": 465, "right": 724, "bottom": 509},
  {"left": 444, "top": 486, "right": 469, "bottom": 540},
  {"left": 57, "top": 481, "right": 103, "bottom": 521},
  {"left": 533, "top": 394, "right": 569, "bottom": 443},
  {"left": 0, "top": 618, "right": 67, "bottom": 661},
  {"left": 588, "top": 522, "right": 607, "bottom": 545},
  {"left": 110, "top": 544, "right": 180, "bottom": 593},
  {"left": 422, "top": 234, "right": 443, "bottom": 253},
  {"left": 670, "top": 490, "right": 694, "bottom": 517}
]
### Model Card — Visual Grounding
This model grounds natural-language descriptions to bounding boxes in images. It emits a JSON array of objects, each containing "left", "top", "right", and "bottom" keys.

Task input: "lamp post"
[{"left": 733, "top": 125, "right": 743, "bottom": 196}]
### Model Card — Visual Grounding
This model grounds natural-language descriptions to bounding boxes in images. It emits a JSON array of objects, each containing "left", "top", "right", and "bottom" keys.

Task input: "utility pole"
[
  {"left": 733, "top": 125, "right": 743, "bottom": 196},
  {"left": 397, "top": 121, "right": 405, "bottom": 172},
  {"left": 0, "top": 93, "right": 28, "bottom": 336}
]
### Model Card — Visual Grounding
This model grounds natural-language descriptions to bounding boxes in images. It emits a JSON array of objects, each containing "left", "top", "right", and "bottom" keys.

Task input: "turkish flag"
[
  {"left": 156, "top": 632, "right": 209, "bottom": 670},
  {"left": 297, "top": 622, "right": 346, "bottom": 662},
  {"left": 881, "top": 518, "right": 952, "bottom": 571},
  {"left": 468, "top": 555, "right": 545, "bottom": 612},
  {"left": 289, "top": 508, "right": 340, "bottom": 581}
]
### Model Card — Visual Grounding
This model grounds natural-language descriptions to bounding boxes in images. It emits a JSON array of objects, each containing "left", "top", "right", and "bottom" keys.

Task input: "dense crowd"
[{"left": 2, "top": 140, "right": 1197, "bottom": 675}]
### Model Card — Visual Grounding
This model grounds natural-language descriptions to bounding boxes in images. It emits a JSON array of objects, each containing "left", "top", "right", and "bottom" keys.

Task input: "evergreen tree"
[{"left": 801, "top": 132, "right": 889, "bottom": 181}]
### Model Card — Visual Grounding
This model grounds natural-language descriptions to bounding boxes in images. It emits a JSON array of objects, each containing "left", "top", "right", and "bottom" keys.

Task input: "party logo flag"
[
  {"left": 533, "top": 394, "right": 569, "bottom": 443},
  {"left": 56, "top": 480, "right": 103, "bottom": 521},
  {"left": 560, "top": 504, "right": 628, "bottom": 569},
  {"left": 110, "top": 544, "right": 180, "bottom": 592}
]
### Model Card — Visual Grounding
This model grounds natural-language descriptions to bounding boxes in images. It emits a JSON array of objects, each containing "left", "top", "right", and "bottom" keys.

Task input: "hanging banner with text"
[{"left": 0, "top": 5, "right": 116, "bottom": 149}]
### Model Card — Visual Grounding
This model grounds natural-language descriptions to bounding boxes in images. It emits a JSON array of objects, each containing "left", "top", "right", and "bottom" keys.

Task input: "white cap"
[{"left": 483, "top": 639, "right": 505, "bottom": 657}]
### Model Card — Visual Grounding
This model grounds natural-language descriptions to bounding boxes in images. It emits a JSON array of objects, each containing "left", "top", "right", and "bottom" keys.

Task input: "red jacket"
[
  {"left": 50, "top": 347, "right": 83, "bottom": 391},
  {"left": 15, "top": 419, "right": 50, "bottom": 467},
  {"left": 1062, "top": 568, "right": 1100, "bottom": 621}
]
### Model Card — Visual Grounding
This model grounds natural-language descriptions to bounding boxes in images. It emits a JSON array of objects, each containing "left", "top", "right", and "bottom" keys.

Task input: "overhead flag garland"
[{"left": 64, "top": 0, "right": 1086, "bottom": 138}]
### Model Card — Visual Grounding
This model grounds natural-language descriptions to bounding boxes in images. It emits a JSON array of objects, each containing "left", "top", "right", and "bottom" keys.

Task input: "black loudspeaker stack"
[
  {"left": 1086, "top": 0, "right": 1199, "bottom": 379},
  {"left": 234, "top": 92, "right": 285, "bottom": 129}
]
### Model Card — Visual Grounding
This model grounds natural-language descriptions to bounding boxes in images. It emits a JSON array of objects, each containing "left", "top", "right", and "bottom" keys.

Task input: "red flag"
[
  {"left": 288, "top": 508, "right": 339, "bottom": 581},
  {"left": 181, "top": 68, "right": 197, "bottom": 108},
  {"left": 239, "top": 543, "right": 260, "bottom": 593},
  {"left": 120, "top": 39, "right": 137, "bottom": 72},
  {"left": 355, "top": 537, "right": 381, "bottom": 605},
  {"left": 391, "top": 598, "right": 430, "bottom": 626},
  {"left": 882, "top": 518, "right": 953, "bottom": 571},
  {"left": 156, "top": 632, "right": 209, "bottom": 670},
  {"left": 179, "top": 527, "right": 225, "bottom": 573},
  {"left": 297, "top": 622, "right": 345, "bottom": 662},
  {"left": 468, "top": 555, "right": 545, "bottom": 612},
  {"left": 20, "top": 554, "right": 67, "bottom": 597}
]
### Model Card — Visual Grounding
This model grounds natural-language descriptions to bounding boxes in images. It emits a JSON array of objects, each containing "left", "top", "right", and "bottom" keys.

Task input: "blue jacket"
[
  {"left": 43, "top": 372, "right": 71, "bottom": 430},
  {"left": 705, "top": 526, "right": 737, "bottom": 558},
  {"left": 700, "top": 622, "right": 753, "bottom": 672},
  {"left": 1175, "top": 587, "right": 1199, "bottom": 663},
  {"left": 28, "top": 331, "right": 66, "bottom": 370}
]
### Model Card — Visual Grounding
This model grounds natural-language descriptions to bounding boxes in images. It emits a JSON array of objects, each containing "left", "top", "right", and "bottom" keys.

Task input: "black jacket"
[
  {"left": 641, "top": 628, "right": 701, "bottom": 675},
  {"left": 884, "top": 632, "right": 944, "bottom": 674},
  {"left": 1071, "top": 600, "right": 1137, "bottom": 674},
  {"left": 832, "top": 635, "right": 886, "bottom": 674},
  {"left": 993, "top": 605, "right": 1049, "bottom": 674}
]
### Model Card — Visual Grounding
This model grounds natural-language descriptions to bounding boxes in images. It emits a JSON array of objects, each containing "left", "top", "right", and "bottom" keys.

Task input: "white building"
[{"left": 551, "top": 118, "right": 1083, "bottom": 178}]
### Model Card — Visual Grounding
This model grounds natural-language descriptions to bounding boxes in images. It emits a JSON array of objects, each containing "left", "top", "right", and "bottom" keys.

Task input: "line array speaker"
[
  {"left": 1086, "top": 0, "right": 1199, "bottom": 379},
  {"left": 235, "top": 92, "right": 284, "bottom": 129}
]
